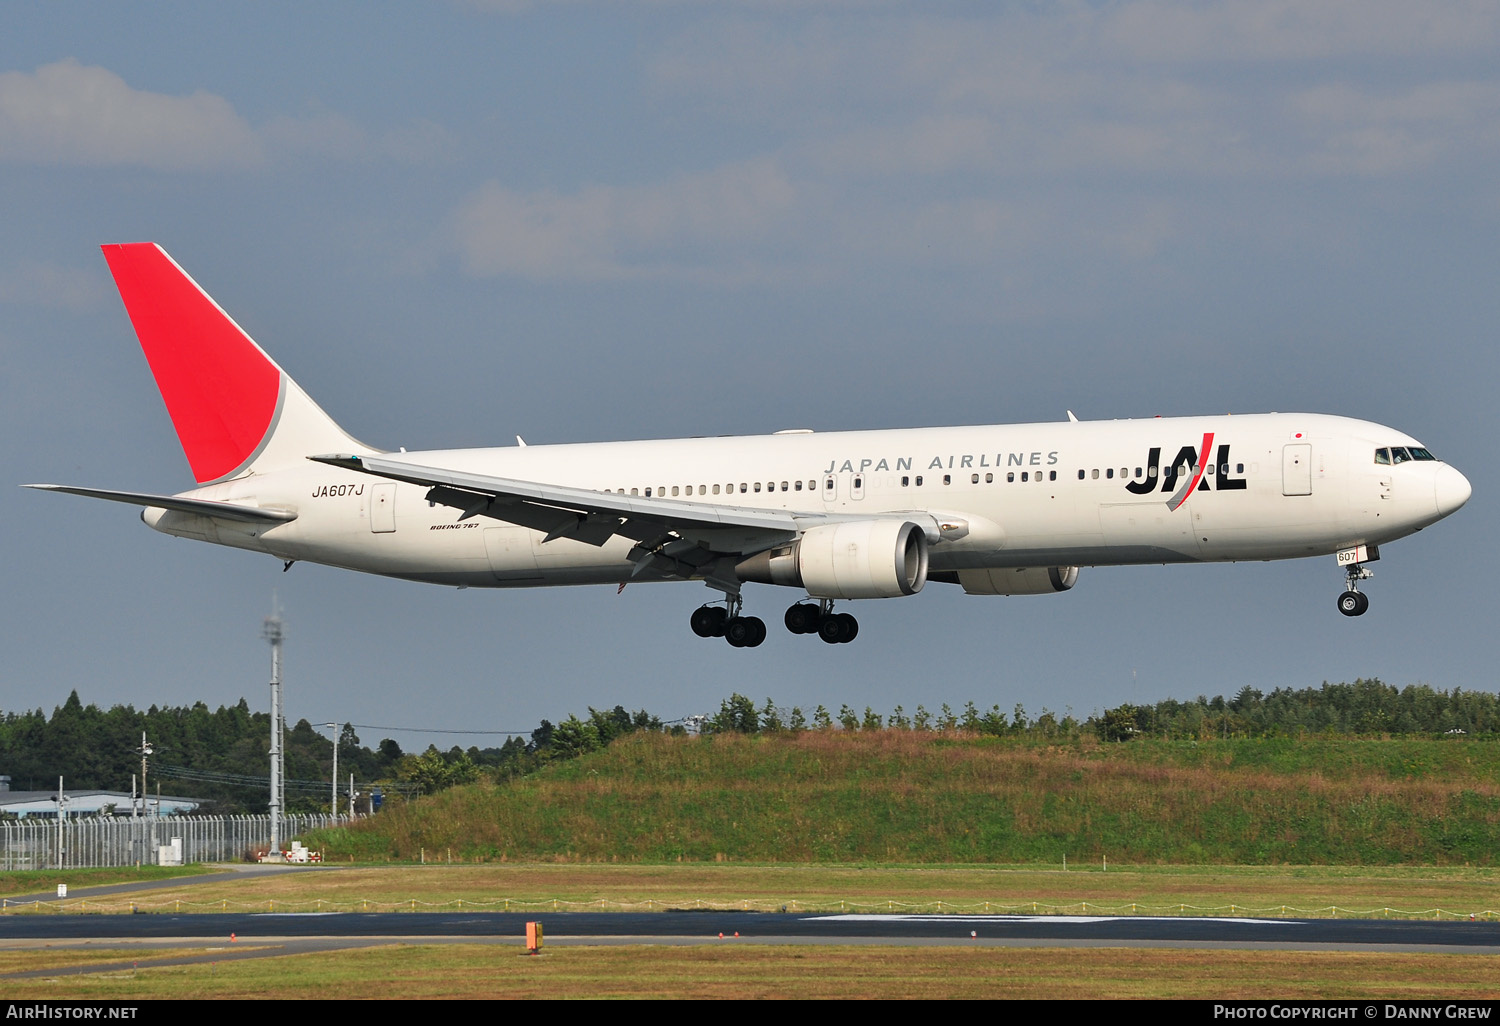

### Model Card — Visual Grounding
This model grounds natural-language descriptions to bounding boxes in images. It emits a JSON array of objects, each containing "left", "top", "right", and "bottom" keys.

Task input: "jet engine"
[
  {"left": 737, "top": 520, "right": 928, "bottom": 599},
  {"left": 953, "top": 566, "right": 1079, "bottom": 595}
]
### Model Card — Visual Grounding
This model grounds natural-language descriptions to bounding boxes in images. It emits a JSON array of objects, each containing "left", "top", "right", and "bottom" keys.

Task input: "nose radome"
[{"left": 1434, "top": 464, "right": 1472, "bottom": 517}]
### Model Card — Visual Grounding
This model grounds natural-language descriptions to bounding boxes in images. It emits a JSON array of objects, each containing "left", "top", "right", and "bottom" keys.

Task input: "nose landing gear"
[{"left": 1337, "top": 562, "right": 1373, "bottom": 617}]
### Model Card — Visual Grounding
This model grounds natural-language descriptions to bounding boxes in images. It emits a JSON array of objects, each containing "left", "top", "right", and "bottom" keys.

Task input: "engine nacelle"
[
  {"left": 956, "top": 566, "right": 1079, "bottom": 596},
  {"left": 737, "top": 520, "right": 929, "bottom": 599}
]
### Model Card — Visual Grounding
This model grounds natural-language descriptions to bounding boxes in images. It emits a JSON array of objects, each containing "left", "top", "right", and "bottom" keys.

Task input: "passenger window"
[
  {"left": 985, "top": 473, "right": 993, "bottom": 483},
  {"left": 1237, "top": 463, "right": 1244, "bottom": 474},
  {"left": 943, "top": 474, "right": 951, "bottom": 485},
  {"left": 971, "top": 473, "right": 980, "bottom": 484},
  {"left": 671, "top": 486, "right": 679, "bottom": 496},
  {"left": 1077, "top": 470, "right": 1085, "bottom": 480},
  {"left": 794, "top": 480, "right": 802, "bottom": 491},
  {"left": 630, "top": 487, "right": 639, "bottom": 495},
  {"left": 1137, "top": 467, "right": 1146, "bottom": 479},
  {"left": 915, "top": 475, "right": 923, "bottom": 486},
  {"left": 645, "top": 487, "right": 652, "bottom": 497},
  {"left": 901, "top": 476, "right": 909, "bottom": 487},
  {"left": 713, "top": 484, "right": 720, "bottom": 495},
  {"left": 1106, "top": 469, "right": 1113, "bottom": 479},
  {"left": 1049, "top": 470, "right": 1057, "bottom": 481},
  {"left": 1020, "top": 472, "right": 1028, "bottom": 482},
  {"left": 1092, "top": 469, "right": 1100, "bottom": 480},
  {"left": 754, "top": 482, "right": 762, "bottom": 492},
  {"left": 1007, "top": 472, "right": 1015, "bottom": 483},
  {"left": 781, "top": 481, "right": 789, "bottom": 491},
  {"left": 740, "top": 483, "right": 748, "bottom": 493}
]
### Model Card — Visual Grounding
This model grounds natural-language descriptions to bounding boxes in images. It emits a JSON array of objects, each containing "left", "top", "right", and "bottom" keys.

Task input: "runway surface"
[{"left": 4, "top": 910, "right": 1499, "bottom": 955}]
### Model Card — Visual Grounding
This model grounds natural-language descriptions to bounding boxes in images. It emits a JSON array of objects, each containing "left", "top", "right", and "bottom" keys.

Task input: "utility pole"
[
  {"left": 135, "top": 733, "right": 154, "bottom": 818},
  {"left": 263, "top": 601, "right": 286, "bottom": 857}
]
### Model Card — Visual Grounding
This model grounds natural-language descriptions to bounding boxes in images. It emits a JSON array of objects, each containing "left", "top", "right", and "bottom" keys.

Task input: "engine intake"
[{"left": 737, "top": 520, "right": 929, "bottom": 599}]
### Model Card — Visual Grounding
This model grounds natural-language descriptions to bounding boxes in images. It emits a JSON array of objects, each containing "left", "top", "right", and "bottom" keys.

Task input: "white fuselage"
[{"left": 146, "top": 411, "right": 1469, "bottom": 593}]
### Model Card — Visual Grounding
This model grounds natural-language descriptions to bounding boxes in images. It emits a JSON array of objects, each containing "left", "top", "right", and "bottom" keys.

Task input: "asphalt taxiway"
[{"left": 3, "top": 910, "right": 1499, "bottom": 956}]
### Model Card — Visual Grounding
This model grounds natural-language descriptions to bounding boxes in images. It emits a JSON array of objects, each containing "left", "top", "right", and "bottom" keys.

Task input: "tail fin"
[{"left": 101, "top": 243, "right": 374, "bottom": 485}]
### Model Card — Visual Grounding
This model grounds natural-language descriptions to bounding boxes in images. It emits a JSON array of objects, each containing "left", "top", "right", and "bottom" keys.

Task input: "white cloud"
[
  {"left": 0, "top": 59, "right": 262, "bottom": 170},
  {"left": 451, "top": 158, "right": 798, "bottom": 281},
  {"left": 0, "top": 60, "right": 456, "bottom": 171}
]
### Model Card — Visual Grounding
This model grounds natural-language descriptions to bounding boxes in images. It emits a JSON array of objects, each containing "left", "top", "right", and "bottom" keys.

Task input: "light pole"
[
  {"left": 263, "top": 604, "right": 285, "bottom": 856},
  {"left": 326, "top": 722, "right": 339, "bottom": 819}
]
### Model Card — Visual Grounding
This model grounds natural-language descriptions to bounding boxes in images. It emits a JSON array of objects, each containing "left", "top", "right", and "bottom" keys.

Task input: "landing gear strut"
[
  {"left": 690, "top": 595, "right": 766, "bottom": 647},
  {"left": 784, "top": 599, "right": 859, "bottom": 644},
  {"left": 1337, "top": 563, "right": 1372, "bottom": 617}
]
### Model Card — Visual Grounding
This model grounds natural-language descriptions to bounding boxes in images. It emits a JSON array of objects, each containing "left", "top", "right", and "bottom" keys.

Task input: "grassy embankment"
[
  {"left": 304, "top": 729, "right": 1500, "bottom": 865},
  {"left": 6, "top": 945, "right": 1500, "bottom": 1000}
]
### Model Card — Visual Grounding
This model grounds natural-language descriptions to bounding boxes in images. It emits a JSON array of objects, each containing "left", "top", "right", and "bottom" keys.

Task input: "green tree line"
[{"left": 5, "top": 680, "right": 1493, "bottom": 813}]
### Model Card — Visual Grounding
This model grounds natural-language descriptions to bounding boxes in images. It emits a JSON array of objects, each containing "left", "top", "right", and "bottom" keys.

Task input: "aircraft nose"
[{"left": 1434, "top": 464, "right": 1472, "bottom": 517}]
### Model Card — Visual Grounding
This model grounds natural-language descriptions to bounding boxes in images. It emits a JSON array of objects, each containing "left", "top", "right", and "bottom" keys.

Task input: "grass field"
[
  {"left": 6, "top": 863, "right": 1498, "bottom": 918},
  {"left": 4, "top": 943, "right": 1499, "bottom": 999},
  {"left": 0, "top": 865, "right": 209, "bottom": 899}
]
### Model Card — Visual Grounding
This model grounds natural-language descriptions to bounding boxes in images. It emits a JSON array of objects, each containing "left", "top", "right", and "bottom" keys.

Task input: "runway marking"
[{"left": 809, "top": 914, "right": 1297, "bottom": 926}]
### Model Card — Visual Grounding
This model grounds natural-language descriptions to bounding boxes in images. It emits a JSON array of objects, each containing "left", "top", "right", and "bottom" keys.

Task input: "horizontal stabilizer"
[{"left": 22, "top": 484, "right": 297, "bottom": 524}]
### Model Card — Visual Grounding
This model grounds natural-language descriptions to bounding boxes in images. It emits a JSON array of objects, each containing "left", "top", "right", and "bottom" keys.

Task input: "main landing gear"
[
  {"left": 689, "top": 597, "right": 860, "bottom": 646},
  {"left": 1337, "top": 562, "right": 1373, "bottom": 617},
  {"left": 784, "top": 599, "right": 859, "bottom": 645},
  {"left": 690, "top": 597, "right": 766, "bottom": 648}
]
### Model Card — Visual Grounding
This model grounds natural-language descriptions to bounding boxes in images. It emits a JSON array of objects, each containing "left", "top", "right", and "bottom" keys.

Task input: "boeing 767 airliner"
[{"left": 25, "top": 244, "right": 1472, "bottom": 647}]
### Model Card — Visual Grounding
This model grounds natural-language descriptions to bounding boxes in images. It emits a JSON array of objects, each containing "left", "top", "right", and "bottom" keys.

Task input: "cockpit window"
[
  {"left": 1409, "top": 447, "right": 1436, "bottom": 461},
  {"left": 1374, "top": 448, "right": 1391, "bottom": 465},
  {"left": 1391, "top": 447, "right": 1412, "bottom": 464}
]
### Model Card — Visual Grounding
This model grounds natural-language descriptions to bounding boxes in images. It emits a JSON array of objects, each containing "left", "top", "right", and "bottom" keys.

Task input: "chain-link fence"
[{"left": 0, "top": 814, "right": 345, "bottom": 870}]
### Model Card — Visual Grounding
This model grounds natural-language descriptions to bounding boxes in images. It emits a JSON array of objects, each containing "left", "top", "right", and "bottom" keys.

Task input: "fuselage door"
[
  {"left": 822, "top": 474, "right": 837, "bottom": 503},
  {"left": 370, "top": 483, "right": 397, "bottom": 532},
  {"left": 1282, "top": 444, "right": 1312, "bottom": 496}
]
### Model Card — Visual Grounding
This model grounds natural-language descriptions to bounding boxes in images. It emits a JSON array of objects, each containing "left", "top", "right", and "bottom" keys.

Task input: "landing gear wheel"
[
  {"left": 818, "top": 613, "right": 858, "bottom": 644},
  {"left": 784, "top": 603, "right": 821, "bottom": 635},
  {"left": 691, "top": 605, "right": 728, "bottom": 638},
  {"left": 1337, "top": 591, "right": 1368, "bottom": 617},
  {"left": 726, "top": 616, "right": 766, "bottom": 648},
  {"left": 837, "top": 612, "right": 859, "bottom": 642}
]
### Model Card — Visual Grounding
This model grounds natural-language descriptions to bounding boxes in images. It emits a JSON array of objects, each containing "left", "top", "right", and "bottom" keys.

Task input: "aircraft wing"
[
  {"left": 311, "top": 453, "right": 836, "bottom": 589},
  {"left": 22, "top": 484, "right": 298, "bottom": 523}
]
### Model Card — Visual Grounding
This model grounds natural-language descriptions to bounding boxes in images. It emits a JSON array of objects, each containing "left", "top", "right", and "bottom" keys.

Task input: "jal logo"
[{"left": 1126, "top": 433, "right": 1246, "bottom": 510}]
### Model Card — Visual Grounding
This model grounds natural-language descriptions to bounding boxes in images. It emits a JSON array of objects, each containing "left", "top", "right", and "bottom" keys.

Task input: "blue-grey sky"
[{"left": 3, "top": 2, "right": 1495, "bottom": 752}]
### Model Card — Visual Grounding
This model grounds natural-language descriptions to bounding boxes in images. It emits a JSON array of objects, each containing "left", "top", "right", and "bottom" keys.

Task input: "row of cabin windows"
[
  {"left": 606, "top": 463, "right": 1250, "bottom": 499},
  {"left": 611, "top": 481, "right": 818, "bottom": 498},
  {"left": 1074, "top": 463, "right": 1245, "bottom": 481},
  {"left": 898, "top": 471, "right": 1059, "bottom": 486}
]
